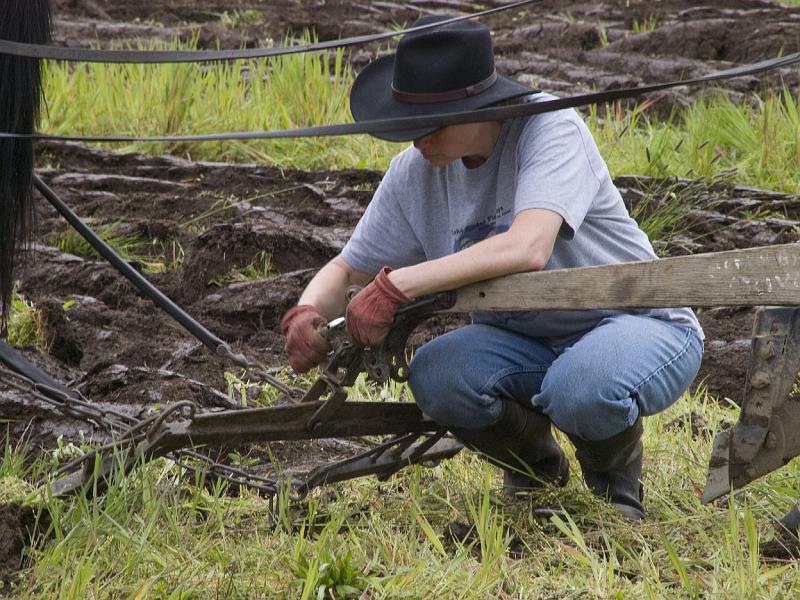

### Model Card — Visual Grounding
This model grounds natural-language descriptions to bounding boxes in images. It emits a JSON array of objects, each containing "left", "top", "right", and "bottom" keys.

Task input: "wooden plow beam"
[{"left": 444, "top": 243, "right": 800, "bottom": 312}]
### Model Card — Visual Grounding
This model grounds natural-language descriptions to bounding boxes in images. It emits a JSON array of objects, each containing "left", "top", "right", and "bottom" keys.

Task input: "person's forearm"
[
  {"left": 298, "top": 256, "right": 371, "bottom": 320},
  {"left": 387, "top": 233, "right": 538, "bottom": 298},
  {"left": 388, "top": 209, "right": 563, "bottom": 299}
]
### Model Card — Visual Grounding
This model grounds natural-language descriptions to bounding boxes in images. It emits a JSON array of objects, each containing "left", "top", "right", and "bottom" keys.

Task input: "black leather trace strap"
[
  {"left": 0, "top": 0, "right": 539, "bottom": 64},
  {"left": 1, "top": 50, "right": 797, "bottom": 143}
]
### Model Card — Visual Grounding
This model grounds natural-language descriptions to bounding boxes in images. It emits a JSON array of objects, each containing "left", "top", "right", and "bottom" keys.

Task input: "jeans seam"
[
  {"left": 630, "top": 326, "right": 698, "bottom": 397},
  {"left": 479, "top": 365, "right": 548, "bottom": 398}
]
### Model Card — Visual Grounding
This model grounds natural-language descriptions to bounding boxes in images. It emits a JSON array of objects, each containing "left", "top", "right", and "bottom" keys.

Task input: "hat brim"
[{"left": 350, "top": 54, "right": 535, "bottom": 142}]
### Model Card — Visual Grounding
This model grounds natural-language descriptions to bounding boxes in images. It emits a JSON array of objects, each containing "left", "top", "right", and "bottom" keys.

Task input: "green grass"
[
  {"left": 209, "top": 250, "right": 278, "bottom": 286},
  {"left": 589, "top": 90, "right": 800, "bottom": 193},
  {"left": 5, "top": 388, "right": 800, "bottom": 598},
  {"left": 41, "top": 40, "right": 800, "bottom": 192},
  {"left": 42, "top": 36, "right": 402, "bottom": 171},
  {"left": 53, "top": 221, "right": 183, "bottom": 274}
]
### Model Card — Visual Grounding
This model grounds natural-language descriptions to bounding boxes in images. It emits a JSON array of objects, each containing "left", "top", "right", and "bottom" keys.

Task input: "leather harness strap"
[
  {"left": 0, "top": 0, "right": 539, "bottom": 64},
  {"left": 1, "top": 50, "right": 798, "bottom": 143}
]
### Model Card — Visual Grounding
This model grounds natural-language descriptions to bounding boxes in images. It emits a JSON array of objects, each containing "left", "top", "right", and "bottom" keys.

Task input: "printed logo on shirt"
[
  {"left": 454, "top": 221, "right": 510, "bottom": 252},
  {"left": 453, "top": 206, "right": 513, "bottom": 251}
]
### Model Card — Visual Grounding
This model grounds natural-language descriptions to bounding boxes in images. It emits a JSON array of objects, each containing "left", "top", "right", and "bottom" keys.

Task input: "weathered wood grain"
[{"left": 448, "top": 243, "right": 800, "bottom": 312}]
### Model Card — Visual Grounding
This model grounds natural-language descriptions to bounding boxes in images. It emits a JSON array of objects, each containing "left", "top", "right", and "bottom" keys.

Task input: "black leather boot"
[
  {"left": 568, "top": 418, "right": 645, "bottom": 521},
  {"left": 449, "top": 400, "right": 569, "bottom": 497}
]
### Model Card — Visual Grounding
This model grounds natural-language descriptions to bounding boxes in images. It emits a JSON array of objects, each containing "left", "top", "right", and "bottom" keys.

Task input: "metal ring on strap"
[{"left": 392, "top": 71, "right": 498, "bottom": 104}]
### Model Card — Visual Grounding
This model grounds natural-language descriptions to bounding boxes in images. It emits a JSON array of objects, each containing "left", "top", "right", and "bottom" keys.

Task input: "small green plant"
[
  {"left": 54, "top": 223, "right": 183, "bottom": 274},
  {"left": 223, "top": 370, "right": 285, "bottom": 406},
  {"left": 55, "top": 221, "right": 147, "bottom": 262},
  {"left": 210, "top": 251, "right": 278, "bottom": 286},
  {"left": 7, "top": 290, "right": 46, "bottom": 350},
  {"left": 598, "top": 26, "right": 609, "bottom": 47},
  {"left": 464, "top": 475, "right": 512, "bottom": 566},
  {"left": 289, "top": 545, "right": 370, "bottom": 599},
  {"left": 632, "top": 15, "right": 657, "bottom": 33},
  {"left": 226, "top": 450, "right": 260, "bottom": 468},
  {"left": 143, "top": 238, "right": 184, "bottom": 273}
]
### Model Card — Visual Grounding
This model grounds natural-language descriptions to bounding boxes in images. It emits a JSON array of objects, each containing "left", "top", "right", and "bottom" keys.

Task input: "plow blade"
[
  {"left": 448, "top": 244, "right": 800, "bottom": 312},
  {"left": 702, "top": 307, "right": 800, "bottom": 503}
]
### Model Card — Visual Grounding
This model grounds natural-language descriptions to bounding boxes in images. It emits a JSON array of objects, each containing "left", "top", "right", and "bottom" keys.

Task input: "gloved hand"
[
  {"left": 346, "top": 267, "right": 413, "bottom": 347},
  {"left": 280, "top": 304, "right": 331, "bottom": 373}
]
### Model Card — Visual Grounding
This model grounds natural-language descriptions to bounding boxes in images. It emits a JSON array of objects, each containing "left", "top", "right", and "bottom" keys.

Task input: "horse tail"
[{"left": 0, "top": 0, "right": 51, "bottom": 329}]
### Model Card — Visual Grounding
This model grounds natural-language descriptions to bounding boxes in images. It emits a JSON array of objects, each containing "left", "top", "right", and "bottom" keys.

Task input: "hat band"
[{"left": 392, "top": 70, "right": 498, "bottom": 104}]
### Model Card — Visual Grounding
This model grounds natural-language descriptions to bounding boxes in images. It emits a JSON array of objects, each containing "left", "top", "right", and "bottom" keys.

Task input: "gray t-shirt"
[{"left": 342, "top": 94, "right": 703, "bottom": 344}]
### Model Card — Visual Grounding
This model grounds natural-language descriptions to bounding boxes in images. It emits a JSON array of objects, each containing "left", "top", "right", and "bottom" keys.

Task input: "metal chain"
[
  {"left": 0, "top": 364, "right": 137, "bottom": 431},
  {"left": 2, "top": 339, "right": 452, "bottom": 503},
  {"left": 0, "top": 362, "right": 293, "bottom": 496}
]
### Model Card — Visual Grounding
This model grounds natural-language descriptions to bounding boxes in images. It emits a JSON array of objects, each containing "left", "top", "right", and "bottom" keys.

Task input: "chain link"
[{"left": 0, "top": 362, "right": 295, "bottom": 497}]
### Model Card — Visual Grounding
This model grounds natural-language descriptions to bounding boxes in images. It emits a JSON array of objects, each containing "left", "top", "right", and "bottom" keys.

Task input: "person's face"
[{"left": 413, "top": 123, "right": 490, "bottom": 168}]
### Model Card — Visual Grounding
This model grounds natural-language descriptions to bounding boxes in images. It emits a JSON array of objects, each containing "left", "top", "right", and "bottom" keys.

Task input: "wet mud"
[{"left": 0, "top": 504, "right": 48, "bottom": 591}]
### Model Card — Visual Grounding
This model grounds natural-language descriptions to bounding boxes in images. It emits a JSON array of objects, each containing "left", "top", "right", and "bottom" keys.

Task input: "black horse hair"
[{"left": 0, "top": 0, "right": 51, "bottom": 329}]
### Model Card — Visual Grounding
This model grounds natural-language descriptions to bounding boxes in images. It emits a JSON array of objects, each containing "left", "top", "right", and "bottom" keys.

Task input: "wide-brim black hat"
[{"left": 350, "top": 16, "right": 535, "bottom": 142}]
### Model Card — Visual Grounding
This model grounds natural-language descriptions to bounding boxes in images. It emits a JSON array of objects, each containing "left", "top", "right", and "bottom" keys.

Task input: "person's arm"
[
  {"left": 297, "top": 255, "right": 372, "bottom": 320},
  {"left": 387, "top": 207, "right": 563, "bottom": 298}
]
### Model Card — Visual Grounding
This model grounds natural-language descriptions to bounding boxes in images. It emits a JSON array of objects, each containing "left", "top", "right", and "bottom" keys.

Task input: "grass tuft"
[
  {"left": 210, "top": 250, "right": 278, "bottom": 286},
  {"left": 52, "top": 222, "right": 183, "bottom": 274},
  {"left": 587, "top": 89, "right": 800, "bottom": 193},
  {"left": 41, "top": 40, "right": 800, "bottom": 192},
  {"left": 7, "top": 289, "right": 47, "bottom": 351}
]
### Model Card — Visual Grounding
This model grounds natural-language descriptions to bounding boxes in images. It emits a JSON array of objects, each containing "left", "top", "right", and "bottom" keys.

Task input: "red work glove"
[
  {"left": 280, "top": 305, "right": 330, "bottom": 373},
  {"left": 346, "top": 267, "right": 413, "bottom": 347}
]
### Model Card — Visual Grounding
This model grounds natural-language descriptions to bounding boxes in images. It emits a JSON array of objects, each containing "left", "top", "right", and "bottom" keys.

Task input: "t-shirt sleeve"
[
  {"left": 341, "top": 162, "right": 426, "bottom": 276},
  {"left": 514, "top": 114, "right": 603, "bottom": 240}
]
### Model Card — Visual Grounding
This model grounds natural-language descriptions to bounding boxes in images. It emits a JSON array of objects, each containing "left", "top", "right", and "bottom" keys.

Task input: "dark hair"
[{"left": 0, "top": 0, "right": 51, "bottom": 329}]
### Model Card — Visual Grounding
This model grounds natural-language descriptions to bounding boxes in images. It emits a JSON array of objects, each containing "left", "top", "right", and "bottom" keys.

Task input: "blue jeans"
[{"left": 407, "top": 314, "right": 704, "bottom": 441}]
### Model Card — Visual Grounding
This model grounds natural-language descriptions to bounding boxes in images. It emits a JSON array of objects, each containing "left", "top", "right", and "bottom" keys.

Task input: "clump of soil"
[{"left": 0, "top": 503, "right": 48, "bottom": 590}]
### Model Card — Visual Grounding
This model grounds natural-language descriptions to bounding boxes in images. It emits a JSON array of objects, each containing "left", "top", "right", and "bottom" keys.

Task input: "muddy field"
[
  {"left": 2, "top": 0, "right": 800, "bottom": 583},
  {"left": 1, "top": 0, "right": 799, "bottom": 533}
]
